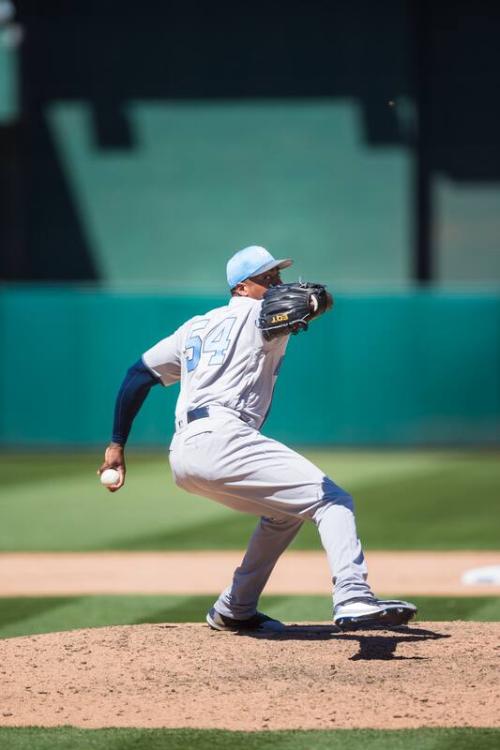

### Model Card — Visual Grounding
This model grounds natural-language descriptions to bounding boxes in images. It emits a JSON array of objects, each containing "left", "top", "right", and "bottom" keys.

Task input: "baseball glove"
[{"left": 258, "top": 282, "right": 332, "bottom": 341}]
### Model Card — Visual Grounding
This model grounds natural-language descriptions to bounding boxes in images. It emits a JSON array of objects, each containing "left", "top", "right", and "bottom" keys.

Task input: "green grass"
[
  {"left": 0, "top": 728, "right": 499, "bottom": 750},
  {"left": 1, "top": 451, "right": 498, "bottom": 748},
  {"left": 0, "top": 450, "right": 499, "bottom": 551},
  {"left": 0, "top": 594, "right": 499, "bottom": 640}
]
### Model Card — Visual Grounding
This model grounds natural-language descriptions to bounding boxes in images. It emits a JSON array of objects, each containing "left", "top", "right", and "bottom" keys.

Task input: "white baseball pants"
[{"left": 169, "top": 414, "right": 374, "bottom": 619}]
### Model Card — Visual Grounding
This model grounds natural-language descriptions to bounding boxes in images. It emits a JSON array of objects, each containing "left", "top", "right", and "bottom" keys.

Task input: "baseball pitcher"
[{"left": 99, "top": 245, "right": 417, "bottom": 631}]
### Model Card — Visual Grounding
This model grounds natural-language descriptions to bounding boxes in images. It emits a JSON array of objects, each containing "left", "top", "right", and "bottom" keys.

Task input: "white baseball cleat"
[
  {"left": 376, "top": 598, "right": 418, "bottom": 614},
  {"left": 334, "top": 597, "right": 417, "bottom": 630},
  {"left": 206, "top": 607, "right": 286, "bottom": 633}
]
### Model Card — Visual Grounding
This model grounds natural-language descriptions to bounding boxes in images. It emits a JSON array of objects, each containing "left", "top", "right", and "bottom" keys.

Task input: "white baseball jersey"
[{"left": 142, "top": 296, "right": 288, "bottom": 432}]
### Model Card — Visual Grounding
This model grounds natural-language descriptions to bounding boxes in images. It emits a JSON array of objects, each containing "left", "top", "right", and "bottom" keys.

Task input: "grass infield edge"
[{"left": 0, "top": 727, "right": 499, "bottom": 750}]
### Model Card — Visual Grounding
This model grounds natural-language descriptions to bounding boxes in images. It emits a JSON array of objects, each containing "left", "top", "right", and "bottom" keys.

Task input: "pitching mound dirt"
[{"left": 1, "top": 622, "right": 499, "bottom": 730}]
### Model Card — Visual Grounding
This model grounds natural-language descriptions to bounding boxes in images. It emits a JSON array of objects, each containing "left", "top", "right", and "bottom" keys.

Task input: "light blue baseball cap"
[{"left": 226, "top": 246, "right": 293, "bottom": 288}]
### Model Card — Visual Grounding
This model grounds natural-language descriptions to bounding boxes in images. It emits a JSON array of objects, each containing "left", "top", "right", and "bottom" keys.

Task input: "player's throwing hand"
[{"left": 97, "top": 442, "right": 126, "bottom": 492}]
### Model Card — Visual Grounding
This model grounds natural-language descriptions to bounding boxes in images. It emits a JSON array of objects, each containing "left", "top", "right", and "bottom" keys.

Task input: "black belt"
[{"left": 186, "top": 406, "right": 210, "bottom": 423}]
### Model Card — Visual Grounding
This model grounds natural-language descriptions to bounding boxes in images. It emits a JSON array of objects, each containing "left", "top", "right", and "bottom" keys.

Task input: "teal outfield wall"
[{"left": 1, "top": 287, "right": 499, "bottom": 447}]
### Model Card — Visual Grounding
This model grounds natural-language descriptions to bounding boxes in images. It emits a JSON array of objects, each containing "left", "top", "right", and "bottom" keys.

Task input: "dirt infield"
[
  {"left": 1, "top": 622, "right": 499, "bottom": 730},
  {"left": 0, "top": 551, "right": 499, "bottom": 596}
]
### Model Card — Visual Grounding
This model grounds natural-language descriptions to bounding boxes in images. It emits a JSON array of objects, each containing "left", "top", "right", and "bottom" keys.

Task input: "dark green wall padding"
[
  {"left": 1, "top": 287, "right": 498, "bottom": 446},
  {"left": 47, "top": 101, "right": 500, "bottom": 287},
  {"left": 48, "top": 101, "right": 410, "bottom": 288}
]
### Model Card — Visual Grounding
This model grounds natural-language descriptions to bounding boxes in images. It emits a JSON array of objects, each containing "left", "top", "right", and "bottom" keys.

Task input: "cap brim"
[{"left": 251, "top": 258, "right": 293, "bottom": 277}]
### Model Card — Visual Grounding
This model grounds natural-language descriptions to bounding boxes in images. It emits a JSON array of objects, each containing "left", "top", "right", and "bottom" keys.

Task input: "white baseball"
[{"left": 100, "top": 468, "right": 120, "bottom": 486}]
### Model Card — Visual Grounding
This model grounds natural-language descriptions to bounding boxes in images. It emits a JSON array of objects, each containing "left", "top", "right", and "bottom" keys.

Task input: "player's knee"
[
  {"left": 336, "top": 491, "right": 355, "bottom": 512},
  {"left": 321, "top": 476, "right": 354, "bottom": 511}
]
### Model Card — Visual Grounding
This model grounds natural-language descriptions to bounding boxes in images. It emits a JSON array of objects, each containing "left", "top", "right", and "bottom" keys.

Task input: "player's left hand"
[
  {"left": 97, "top": 443, "right": 126, "bottom": 492},
  {"left": 258, "top": 281, "right": 333, "bottom": 341}
]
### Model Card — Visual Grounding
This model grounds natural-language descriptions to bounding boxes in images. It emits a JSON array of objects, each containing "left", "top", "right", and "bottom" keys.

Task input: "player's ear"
[{"left": 234, "top": 282, "right": 249, "bottom": 297}]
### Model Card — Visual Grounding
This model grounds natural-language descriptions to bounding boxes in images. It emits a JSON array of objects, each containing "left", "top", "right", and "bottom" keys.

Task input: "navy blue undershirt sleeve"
[{"left": 111, "top": 358, "right": 161, "bottom": 445}]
